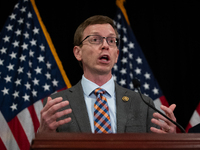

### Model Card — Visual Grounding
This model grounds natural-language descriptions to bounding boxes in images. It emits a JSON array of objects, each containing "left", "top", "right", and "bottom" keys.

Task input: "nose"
[{"left": 101, "top": 37, "right": 109, "bottom": 50}]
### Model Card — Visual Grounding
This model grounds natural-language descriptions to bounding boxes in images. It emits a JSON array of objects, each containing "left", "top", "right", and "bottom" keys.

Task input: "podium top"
[{"left": 31, "top": 133, "right": 200, "bottom": 150}]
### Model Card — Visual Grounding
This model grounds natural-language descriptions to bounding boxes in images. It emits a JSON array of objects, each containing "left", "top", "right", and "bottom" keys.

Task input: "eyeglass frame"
[{"left": 78, "top": 35, "right": 120, "bottom": 47}]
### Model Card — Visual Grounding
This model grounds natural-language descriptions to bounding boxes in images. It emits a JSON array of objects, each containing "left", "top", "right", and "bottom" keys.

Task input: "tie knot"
[{"left": 94, "top": 88, "right": 106, "bottom": 96}]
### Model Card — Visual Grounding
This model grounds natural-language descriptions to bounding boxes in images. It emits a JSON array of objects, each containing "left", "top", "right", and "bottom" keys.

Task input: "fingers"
[
  {"left": 39, "top": 97, "right": 72, "bottom": 133},
  {"left": 151, "top": 104, "right": 177, "bottom": 134}
]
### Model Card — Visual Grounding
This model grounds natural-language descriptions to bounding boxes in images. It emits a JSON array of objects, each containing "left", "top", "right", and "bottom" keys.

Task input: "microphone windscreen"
[{"left": 132, "top": 79, "right": 141, "bottom": 88}]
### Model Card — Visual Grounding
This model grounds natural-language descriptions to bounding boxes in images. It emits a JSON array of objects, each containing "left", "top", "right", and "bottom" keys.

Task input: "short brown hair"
[{"left": 74, "top": 15, "right": 118, "bottom": 47}]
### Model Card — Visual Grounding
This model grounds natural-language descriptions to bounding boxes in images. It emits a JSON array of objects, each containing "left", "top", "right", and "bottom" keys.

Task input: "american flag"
[
  {"left": 186, "top": 102, "right": 200, "bottom": 132},
  {"left": 0, "top": 0, "right": 71, "bottom": 149},
  {"left": 112, "top": 2, "right": 169, "bottom": 112}
]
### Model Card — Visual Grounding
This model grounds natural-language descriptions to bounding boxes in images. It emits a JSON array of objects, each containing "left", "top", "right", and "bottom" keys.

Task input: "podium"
[{"left": 31, "top": 133, "right": 200, "bottom": 150}]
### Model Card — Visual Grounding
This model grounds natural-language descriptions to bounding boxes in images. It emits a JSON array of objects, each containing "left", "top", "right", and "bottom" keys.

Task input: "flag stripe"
[
  {"left": 8, "top": 116, "right": 29, "bottom": 150},
  {"left": 28, "top": 104, "right": 40, "bottom": 133},
  {"left": 17, "top": 108, "right": 35, "bottom": 144},
  {"left": 0, "top": 112, "right": 20, "bottom": 150},
  {"left": 33, "top": 100, "right": 43, "bottom": 124},
  {"left": 0, "top": 137, "right": 6, "bottom": 150}
]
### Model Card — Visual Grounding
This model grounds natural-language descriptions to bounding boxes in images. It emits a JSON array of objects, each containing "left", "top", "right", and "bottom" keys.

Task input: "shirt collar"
[{"left": 81, "top": 75, "right": 115, "bottom": 97}]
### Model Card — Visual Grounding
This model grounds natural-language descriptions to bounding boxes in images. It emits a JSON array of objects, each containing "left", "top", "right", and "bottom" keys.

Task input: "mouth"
[{"left": 99, "top": 54, "right": 110, "bottom": 62}]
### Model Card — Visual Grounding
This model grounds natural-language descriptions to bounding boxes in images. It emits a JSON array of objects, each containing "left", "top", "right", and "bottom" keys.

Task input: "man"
[{"left": 38, "top": 15, "right": 176, "bottom": 134}]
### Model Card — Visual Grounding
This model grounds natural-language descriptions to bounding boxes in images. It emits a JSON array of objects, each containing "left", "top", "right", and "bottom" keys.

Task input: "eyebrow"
[{"left": 90, "top": 32, "right": 116, "bottom": 37}]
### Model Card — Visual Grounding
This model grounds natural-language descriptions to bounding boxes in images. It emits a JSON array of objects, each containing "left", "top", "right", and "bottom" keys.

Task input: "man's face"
[{"left": 74, "top": 24, "right": 119, "bottom": 76}]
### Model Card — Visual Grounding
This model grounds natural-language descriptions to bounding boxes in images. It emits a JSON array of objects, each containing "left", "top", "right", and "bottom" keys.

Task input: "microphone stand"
[{"left": 132, "top": 79, "right": 186, "bottom": 133}]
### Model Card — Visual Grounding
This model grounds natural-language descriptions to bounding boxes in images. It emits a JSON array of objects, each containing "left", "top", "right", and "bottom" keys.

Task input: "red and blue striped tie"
[{"left": 94, "top": 88, "right": 112, "bottom": 133}]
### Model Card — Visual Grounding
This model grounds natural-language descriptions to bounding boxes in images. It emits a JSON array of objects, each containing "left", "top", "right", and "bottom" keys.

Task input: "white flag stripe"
[
  {"left": 33, "top": 100, "right": 43, "bottom": 123},
  {"left": 154, "top": 98, "right": 165, "bottom": 114},
  {"left": 189, "top": 110, "right": 200, "bottom": 127},
  {"left": 0, "top": 111, "right": 20, "bottom": 150},
  {"left": 17, "top": 108, "right": 35, "bottom": 144}
]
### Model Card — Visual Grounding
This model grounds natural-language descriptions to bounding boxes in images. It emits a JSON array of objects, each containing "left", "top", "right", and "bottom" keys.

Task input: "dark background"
[{"left": 1, "top": 0, "right": 200, "bottom": 129}]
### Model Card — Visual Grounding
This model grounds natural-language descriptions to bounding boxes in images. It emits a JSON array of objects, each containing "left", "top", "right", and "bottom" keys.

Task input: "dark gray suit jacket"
[{"left": 45, "top": 81, "right": 157, "bottom": 133}]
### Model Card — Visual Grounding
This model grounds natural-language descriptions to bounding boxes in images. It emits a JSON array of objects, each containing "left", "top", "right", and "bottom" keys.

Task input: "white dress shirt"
[{"left": 81, "top": 75, "right": 117, "bottom": 133}]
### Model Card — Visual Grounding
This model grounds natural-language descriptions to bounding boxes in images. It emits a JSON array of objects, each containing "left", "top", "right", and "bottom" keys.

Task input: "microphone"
[{"left": 132, "top": 79, "right": 186, "bottom": 133}]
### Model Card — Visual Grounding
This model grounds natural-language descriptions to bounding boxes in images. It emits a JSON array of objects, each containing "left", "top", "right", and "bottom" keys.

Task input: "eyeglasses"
[{"left": 79, "top": 35, "right": 119, "bottom": 47}]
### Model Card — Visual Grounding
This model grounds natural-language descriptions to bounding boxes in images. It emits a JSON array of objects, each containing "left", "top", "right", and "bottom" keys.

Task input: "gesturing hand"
[{"left": 38, "top": 97, "right": 72, "bottom": 133}]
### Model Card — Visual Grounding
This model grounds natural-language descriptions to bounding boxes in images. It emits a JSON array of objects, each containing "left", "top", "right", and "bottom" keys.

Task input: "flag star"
[
  {"left": 45, "top": 72, "right": 51, "bottom": 79},
  {"left": 113, "top": 64, "right": 118, "bottom": 71},
  {"left": 21, "top": 42, "right": 28, "bottom": 50},
  {"left": 120, "top": 68, "right": 127, "bottom": 75},
  {"left": 19, "top": 55, "right": 26, "bottom": 62},
  {"left": 46, "top": 61, "right": 51, "bottom": 69},
  {"left": 37, "top": 55, "right": 44, "bottom": 63},
  {"left": 117, "top": 22, "right": 121, "bottom": 29},
  {"left": 40, "top": 44, "right": 45, "bottom": 51},
  {"left": 122, "top": 36, "right": 127, "bottom": 42},
  {"left": 43, "top": 83, "right": 50, "bottom": 91},
  {"left": 27, "top": 71, "right": 31, "bottom": 79},
  {"left": 52, "top": 79, "right": 59, "bottom": 86},
  {"left": 144, "top": 72, "right": 151, "bottom": 79},
  {"left": 32, "top": 89, "right": 37, "bottom": 97},
  {"left": 12, "top": 40, "right": 19, "bottom": 48},
  {"left": 2, "top": 87, "right": 9, "bottom": 95},
  {"left": 29, "top": 61, "right": 32, "bottom": 68},
  {"left": 27, "top": 12, "right": 32, "bottom": 18},
  {"left": 18, "top": 18, "right": 24, "bottom": 25},
  {"left": 26, "top": 22, "right": 30, "bottom": 29},
  {"left": 32, "top": 78, "right": 39, "bottom": 86},
  {"left": 14, "top": 3, "right": 19, "bottom": 9},
  {"left": 0, "top": 59, "right": 4, "bottom": 65},
  {"left": 29, "top": 50, "right": 34, "bottom": 57},
  {"left": 4, "top": 75, "right": 12, "bottom": 83},
  {"left": 23, "top": 31, "right": 29, "bottom": 39},
  {"left": 121, "top": 57, "right": 127, "bottom": 64},
  {"left": 20, "top": 6, "right": 26, "bottom": 13},
  {"left": 33, "top": 27, "right": 39, "bottom": 34},
  {"left": 9, "top": 13, "right": 16, "bottom": 20},
  {"left": 117, "top": 14, "right": 121, "bottom": 19},
  {"left": 152, "top": 87, "right": 159, "bottom": 95},
  {"left": 7, "top": 63, "right": 14, "bottom": 71},
  {"left": 15, "top": 78, "right": 21, "bottom": 86},
  {"left": 15, "top": 29, "right": 21, "bottom": 36},
  {"left": 136, "top": 57, "right": 142, "bottom": 64},
  {"left": 3, "top": 35, "right": 10, "bottom": 43},
  {"left": 128, "top": 42, "right": 134, "bottom": 49},
  {"left": 119, "top": 79, "right": 126, "bottom": 86},
  {"left": 23, "top": 93, "right": 30, "bottom": 101},
  {"left": 9, "top": 52, "right": 17, "bottom": 59},
  {"left": 129, "top": 62, "right": 133, "bottom": 69},
  {"left": 112, "top": 74, "right": 117, "bottom": 81},
  {"left": 13, "top": 91, "right": 19, "bottom": 99},
  {"left": 30, "top": 38, "right": 37, "bottom": 46},
  {"left": 129, "top": 52, "right": 133, "bottom": 59},
  {"left": 10, "top": 103, "right": 17, "bottom": 111},
  {"left": 130, "top": 72, "right": 133, "bottom": 79},
  {"left": 135, "top": 67, "right": 141, "bottom": 75},
  {"left": 122, "top": 46, "right": 128, "bottom": 53},
  {"left": 0, "top": 47, "right": 7, "bottom": 54},
  {"left": 122, "top": 27, "right": 127, "bottom": 33},
  {"left": 143, "top": 82, "right": 150, "bottom": 90},
  {"left": 129, "top": 82, "right": 134, "bottom": 89},
  {"left": 17, "top": 66, "right": 24, "bottom": 74},
  {"left": 6, "top": 24, "right": 13, "bottom": 31},
  {"left": 34, "top": 67, "right": 42, "bottom": 74}
]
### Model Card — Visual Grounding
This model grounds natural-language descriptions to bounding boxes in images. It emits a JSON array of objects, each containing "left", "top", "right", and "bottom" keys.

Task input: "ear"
[
  {"left": 73, "top": 46, "right": 82, "bottom": 61},
  {"left": 114, "top": 49, "right": 119, "bottom": 63}
]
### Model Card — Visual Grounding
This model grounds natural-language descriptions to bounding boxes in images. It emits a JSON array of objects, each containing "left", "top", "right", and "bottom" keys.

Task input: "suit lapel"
[
  {"left": 115, "top": 83, "right": 131, "bottom": 133},
  {"left": 68, "top": 81, "right": 92, "bottom": 133}
]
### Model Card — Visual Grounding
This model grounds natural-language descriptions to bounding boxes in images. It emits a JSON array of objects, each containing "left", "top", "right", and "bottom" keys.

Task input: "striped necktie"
[{"left": 94, "top": 88, "right": 112, "bottom": 133}]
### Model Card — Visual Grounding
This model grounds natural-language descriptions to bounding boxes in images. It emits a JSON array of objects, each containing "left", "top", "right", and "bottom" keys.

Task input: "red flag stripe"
[
  {"left": 8, "top": 116, "right": 30, "bottom": 150},
  {"left": 28, "top": 105, "right": 40, "bottom": 133},
  {"left": 0, "top": 137, "right": 6, "bottom": 150}
]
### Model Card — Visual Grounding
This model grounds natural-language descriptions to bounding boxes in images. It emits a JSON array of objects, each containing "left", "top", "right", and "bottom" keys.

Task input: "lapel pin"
[{"left": 122, "top": 96, "right": 129, "bottom": 102}]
